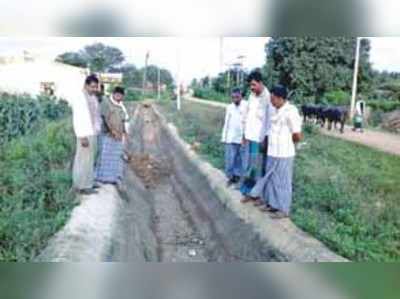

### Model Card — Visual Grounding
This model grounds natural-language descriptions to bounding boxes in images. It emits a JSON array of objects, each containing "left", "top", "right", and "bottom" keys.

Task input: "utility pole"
[
  {"left": 219, "top": 37, "right": 224, "bottom": 74},
  {"left": 157, "top": 67, "right": 161, "bottom": 100},
  {"left": 176, "top": 38, "right": 182, "bottom": 111},
  {"left": 350, "top": 37, "right": 361, "bottom": 120},
  {"left": 226, "top": 65, "right": 231, "bottom": 95},
  {"left": 237, "top": 55, "right": 246, "bottom": 87},
  {"left": 142, "top": 51, "right": 150, "bottom": 96}
]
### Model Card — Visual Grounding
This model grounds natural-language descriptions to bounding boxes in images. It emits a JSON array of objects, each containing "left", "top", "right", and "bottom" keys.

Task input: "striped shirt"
[{"left": 267, "top": 102, "right": 302, "bottom": 158}]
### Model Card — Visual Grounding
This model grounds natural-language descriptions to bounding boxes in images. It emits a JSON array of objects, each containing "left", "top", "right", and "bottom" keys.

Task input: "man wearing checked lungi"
[
  {"left": 249, "top": 85, "right": 303, "bottom": 219},
  {"left": 95, "top": 86, "right": 129, "bottom": 188},
  {"left": 240, "top": 71, "right": 271, "bottom": 203}
]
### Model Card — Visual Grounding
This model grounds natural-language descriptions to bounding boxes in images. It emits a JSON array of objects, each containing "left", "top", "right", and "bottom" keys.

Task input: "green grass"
[
  {"left": 0, "top": 118, "right": 76, "bottom": 261},
  {"left": 157, "top": 100, "right": 400, "bottom": 262},
  {"left": 193, "top": 87, "right": 231, "bottom": 103},
  {"left": 315, "top": 264, "right": 400, "bottom": 299}
]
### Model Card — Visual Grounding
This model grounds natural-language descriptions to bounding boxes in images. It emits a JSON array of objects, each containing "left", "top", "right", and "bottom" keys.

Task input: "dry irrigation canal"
[{"left": 107, "top": 104, "right": 286, "bottom": 262}]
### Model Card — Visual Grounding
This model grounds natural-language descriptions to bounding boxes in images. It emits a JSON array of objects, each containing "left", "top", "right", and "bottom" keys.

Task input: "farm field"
[
  {"left": 157, "top": 99, "right": 400, "bottom": 262},
  {"left": 0, "top": 94, "right": 75, "bottom": 261}
]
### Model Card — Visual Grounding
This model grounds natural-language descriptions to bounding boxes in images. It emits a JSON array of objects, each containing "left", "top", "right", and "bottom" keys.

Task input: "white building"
[{"left": 0, "top": 51, "right": 88, "bottom": 104}]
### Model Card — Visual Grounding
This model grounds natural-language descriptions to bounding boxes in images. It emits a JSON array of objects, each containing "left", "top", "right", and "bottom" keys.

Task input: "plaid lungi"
[
  {"left": 249, "top": 156, "right": 294, "bottom": 214},
  {"left": 95, "top": 134, "right": 124, "bottom": 184}
]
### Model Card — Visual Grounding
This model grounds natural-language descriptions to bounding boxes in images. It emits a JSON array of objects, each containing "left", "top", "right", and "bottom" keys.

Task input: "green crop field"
[{"left": 0, "top": 93, "right": 75, "bottom": 261}]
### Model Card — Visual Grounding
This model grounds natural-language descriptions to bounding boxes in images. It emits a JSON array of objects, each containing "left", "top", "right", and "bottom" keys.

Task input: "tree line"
[
  {"left": 55, "top": 43, "right": 174, "bottom": 90},
  {"left": 192, "top": 37, "right": 400, "bottom": 107}
]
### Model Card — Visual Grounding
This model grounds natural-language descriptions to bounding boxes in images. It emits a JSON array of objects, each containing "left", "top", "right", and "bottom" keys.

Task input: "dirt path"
[
  {"left": 185, "top": 96, "right": 228, "bottom": 108},
  {"left": 320, "top": 125, "right": 400, "bottom": 156},
  {"left": 110, "top": 104, "right": 284, "bottom": 262}
]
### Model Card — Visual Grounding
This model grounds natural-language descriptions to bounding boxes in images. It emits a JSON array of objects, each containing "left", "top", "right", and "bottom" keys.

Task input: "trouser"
[
  {"left": 224, "top": 143, "right": 243, "bottom": 180},
  {"left": 73, "top": 135, "right": 98, "bottom": 190}
]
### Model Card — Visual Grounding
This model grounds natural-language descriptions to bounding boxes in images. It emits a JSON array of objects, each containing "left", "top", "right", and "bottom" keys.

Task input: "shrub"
[
  {"left": 124, "top": 89, "right": 144, "bottom": 102},
  {"left": 0, "top": 93, "right": 71, "bottom": 145},
  {"left": 367, "top": 100, "right": 400, "bottom": 113},
  {"left": 324, "top": 90, "right": 351, "bottom": 106},
  {"left": 193, "top": 87, "right": 230, "bottom": 103},
  {"left": 0, "top": 119, "right": 75, "bottom": 261}
]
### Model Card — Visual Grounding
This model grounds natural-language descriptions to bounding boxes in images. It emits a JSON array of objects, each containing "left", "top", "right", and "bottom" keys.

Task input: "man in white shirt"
[
  {"left": 72, "top": 75, "right": 102, "bottom": 195},
  {"left": 249, "top": 85, "right": 303, "bottom": 219},
  {"left": 221, "top": 88, "right": 248, "bottom": 186},
  {"left": 240, "top": 71, "right": 271, "bottom": 203}
]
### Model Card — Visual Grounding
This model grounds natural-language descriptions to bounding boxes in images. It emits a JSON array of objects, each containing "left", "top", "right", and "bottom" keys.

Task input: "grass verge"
[{"left": 157, "top": 100, "right": 400, "bottom": 262}]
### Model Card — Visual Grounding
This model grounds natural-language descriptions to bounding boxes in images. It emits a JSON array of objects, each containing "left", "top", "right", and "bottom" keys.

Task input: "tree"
[
  {"left": 122, "top": 64, "right": 174, "bottom": 89},
  {"left": 81, "top": 43, "right": 125, "bottom": 73},
  {"left": 121, "top": 64, "right": 143, "bottom": 87},
  {"left": 55, "top": 43, "right": 125, "bottom": 73},
  {"left": 55, "top": 52, "right": 87, "bottom": 68},
  {"left": 145, "top": 65, "right": 174, "bottom": 89},
  {"left": 264, "top": 37, "right": 373, "bottom": 103}
]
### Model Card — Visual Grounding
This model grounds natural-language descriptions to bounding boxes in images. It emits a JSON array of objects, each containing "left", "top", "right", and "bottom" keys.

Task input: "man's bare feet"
[
  {"left": 240, "top": 196, "right": 255, "bottom": 204},
  {"left": 253, "top": 199, "right": 264, "bottom": 207}
]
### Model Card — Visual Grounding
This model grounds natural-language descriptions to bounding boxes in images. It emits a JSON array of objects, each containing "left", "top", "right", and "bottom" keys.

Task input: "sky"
[{"left": 0, "top": 37, "right": 399, "bottom": 84}]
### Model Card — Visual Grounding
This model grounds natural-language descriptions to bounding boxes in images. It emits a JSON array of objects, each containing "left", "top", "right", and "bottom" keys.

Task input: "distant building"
[
  {"left": 0, "top": 51, "right": 124, "bottom": 104},
  {"left": 0, "top": 51, "right": 88, "bottom": 104},
  {"left": 97, "top": 72, "right": 123, "bottom": 95}
]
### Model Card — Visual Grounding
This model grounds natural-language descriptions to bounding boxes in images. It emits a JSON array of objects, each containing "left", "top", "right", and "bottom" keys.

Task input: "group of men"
[
  {"left": 71, "top": 71, "right": 302, "bottom": 220},
  {"left": 72, "top": 75, "right": 130, "bottom": 195},
  {"left": 222, "top": 71, "right": 303, "bottom": 219}
]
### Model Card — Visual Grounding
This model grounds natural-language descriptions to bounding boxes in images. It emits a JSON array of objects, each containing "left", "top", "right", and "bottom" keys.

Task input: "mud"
[{"left": 109, "top": 104, "right": 286, "bottom": 262}]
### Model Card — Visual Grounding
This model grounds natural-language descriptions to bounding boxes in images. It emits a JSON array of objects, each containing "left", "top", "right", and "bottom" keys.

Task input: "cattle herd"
[{"left": 301, "top": 104, "right": 349, "bottom": 133}]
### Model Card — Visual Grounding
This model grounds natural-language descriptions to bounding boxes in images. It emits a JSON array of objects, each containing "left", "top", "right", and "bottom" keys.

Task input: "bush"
[
  {"left": 193, "top": 87, "right": 230, "bottom": 103},
  {"left": 0, "top": 119, "right": 76, "bottom": 261},
  {"left": 124, "top": 89, "right": 144, "bottom": 102},
  {"left": 367, "top": 100, "right": 400, "bottom": 113},
  {"left": 0, "top": 93, "right": 71, "bottom": 145},
  {"left": 324, "top": 90, "right": 351, "bottom": 106}
]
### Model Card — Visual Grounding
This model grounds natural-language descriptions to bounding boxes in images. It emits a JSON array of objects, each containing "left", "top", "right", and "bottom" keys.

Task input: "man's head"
[
  {"left": 85, "top": 75, "right": 100, "bottom": 95},
  {"left": 247, "top": 71, "right": 264, "bottom": 96},
  {"left": 113, "top": 86, "right": 125, "bottom": 102},
  {"left": 231, "top": 88, "right": 242, "bottom": 106},
  {"left": 270, "top": 85, "right": 288, "bottom": 109}
]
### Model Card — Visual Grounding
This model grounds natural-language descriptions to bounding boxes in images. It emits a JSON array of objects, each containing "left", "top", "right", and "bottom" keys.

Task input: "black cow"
[
  {"left": 302, "top": 104, "right": 349, "bottom": 133},
  {"left": 301, "top": 104, "right": 320, "bottom": 123},
  {"left": 319, "top": 106, "right": 349, "bottom": 133}
]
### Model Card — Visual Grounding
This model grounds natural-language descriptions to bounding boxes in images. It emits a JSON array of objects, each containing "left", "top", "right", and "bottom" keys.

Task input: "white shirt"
[
  {"left": 267, "top": 102, "right": 302, "bottom": 158},
  {"left": 244, "top": 88, "right": 271, "bottom": 143},
  {"left": 221, "top": 101, "right": 248, "bottom": 144},
  {"left": 71, "top": 90, "right": 99, "bottom": 138},
  {"left": 86, "top": 92, "right": 101, "bottom": 135}
]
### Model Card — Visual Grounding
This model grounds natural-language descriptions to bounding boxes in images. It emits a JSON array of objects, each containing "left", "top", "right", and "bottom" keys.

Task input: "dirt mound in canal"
[{"left": 127, "top": 153, "right": 171, "bottom": 189}]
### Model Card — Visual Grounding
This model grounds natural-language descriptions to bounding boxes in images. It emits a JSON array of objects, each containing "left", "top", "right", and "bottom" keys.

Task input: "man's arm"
[
  {"left": 80, "top": 137, "right": 90, "bottom": 148},
  {"left": 262, "top": 135, "right": 268, "bottom": 153},
  {"left": 292, "top": 133, "right": 303, "bottom": 144}
]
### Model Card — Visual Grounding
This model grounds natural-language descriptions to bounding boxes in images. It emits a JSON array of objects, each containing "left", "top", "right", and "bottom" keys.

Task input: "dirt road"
[
  {"left": 321, "top": 126, "right": 400, "bottom": 156},
  {"left": 109, "top": 104, "right": 285, "bottom": 262}
]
